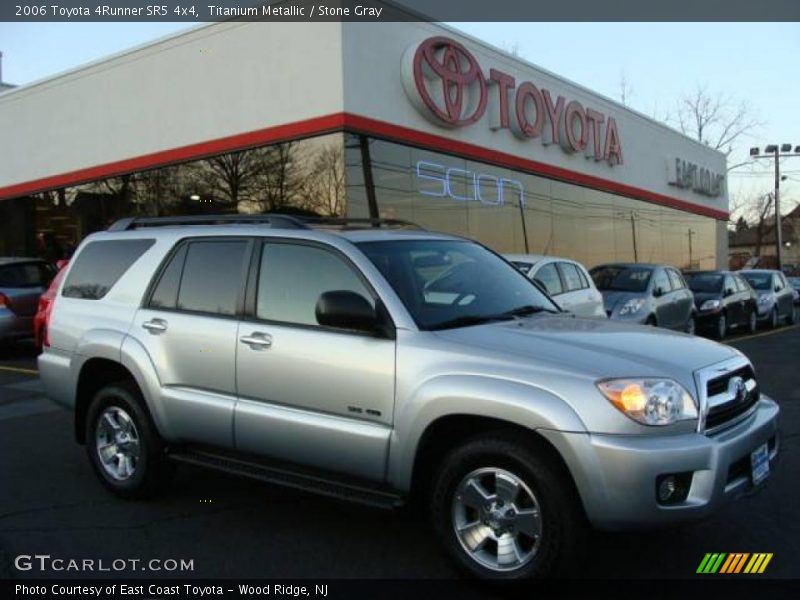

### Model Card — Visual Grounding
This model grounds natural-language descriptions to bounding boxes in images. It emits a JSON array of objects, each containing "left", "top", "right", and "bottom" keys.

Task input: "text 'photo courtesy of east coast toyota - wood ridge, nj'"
[{"left": 0, "top": 1, "right": 799, "bottom": 598}]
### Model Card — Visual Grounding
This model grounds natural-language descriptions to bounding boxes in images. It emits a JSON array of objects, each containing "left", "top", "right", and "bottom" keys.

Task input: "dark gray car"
[
  {"left": 740, "top": 269, "right": 798, "bottom": 328},
  {"left": 0, "top": 257, "right": 55, "bottom": 343},
  {"left": 590, "top": 263, "right": 696, "bottom": 333}
]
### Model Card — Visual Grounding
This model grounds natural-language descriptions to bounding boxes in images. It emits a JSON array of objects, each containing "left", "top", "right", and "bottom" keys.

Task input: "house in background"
[{"left": 729, "top": 204, "right": 800, "bottom": 273}]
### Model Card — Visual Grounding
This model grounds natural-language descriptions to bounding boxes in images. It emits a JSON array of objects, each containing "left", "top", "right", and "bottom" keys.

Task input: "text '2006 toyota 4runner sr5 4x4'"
[{"left": 38, "top": 215, "right": 779, "bottom": 579}]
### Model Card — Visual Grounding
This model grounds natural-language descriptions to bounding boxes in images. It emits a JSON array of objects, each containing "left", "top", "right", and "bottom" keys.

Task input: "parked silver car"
[
  {"left": 503, "top": 254, "right": 606, "bottom": 318},
  {"left": 740, "top": 269, "right": 798, "bottom": 328},
  {"left": 38, "top": 216, "right": 779, "bottom": 579},
  {"left": 590, "top": 263, "right": 696, "bottom": 334},
  {"left": 0, "top": 257, "right": 55, "bottom": 343}
]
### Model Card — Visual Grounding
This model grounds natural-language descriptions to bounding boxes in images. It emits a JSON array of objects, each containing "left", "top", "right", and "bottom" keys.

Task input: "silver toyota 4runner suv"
[{"left": 38, "top": 215, "right": 779, "bottom": 579}]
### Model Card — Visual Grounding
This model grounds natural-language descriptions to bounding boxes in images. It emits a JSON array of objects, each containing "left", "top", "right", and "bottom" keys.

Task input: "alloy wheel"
[
  {"left": 452, "top": 467, "right": 543, "bottom": 572},
  {"left": 95, "top": 406, "right": 141, "bottom": 481}
]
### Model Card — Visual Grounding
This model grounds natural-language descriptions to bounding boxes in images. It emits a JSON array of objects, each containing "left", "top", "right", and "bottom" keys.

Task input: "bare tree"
[
  {"left": 303, "top": 144, "right": 346, "bottom": 216},
  {"left": 670, "top": 86, "right": 762, "bottom": 168},
  {"left": 731, "top": 190, "right": 774, "bottom": 258}
]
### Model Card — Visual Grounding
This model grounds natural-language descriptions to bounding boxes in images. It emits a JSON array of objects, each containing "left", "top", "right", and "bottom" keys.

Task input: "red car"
[{"left": 34, "top": 259, "right": 68, "bottom": 351}]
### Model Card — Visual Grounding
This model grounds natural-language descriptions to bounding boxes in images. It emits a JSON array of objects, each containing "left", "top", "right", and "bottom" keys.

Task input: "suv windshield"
[
  {"left": 356, "top": 240, "right": 558, "bottom": 330},
  {"left": 590, "top": 266, "right": 652, "bottom": 293},
  {"left": 742, "top": 273, "right": 771, "bottom": 291},
  {"left": 686, "top": 273, "right": 723, "bottom": 293}
]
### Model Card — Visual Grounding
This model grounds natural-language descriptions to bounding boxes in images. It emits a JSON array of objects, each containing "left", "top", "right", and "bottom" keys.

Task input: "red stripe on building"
[{"left": 0, "top": 112, "right": 729, "bottom": 220}]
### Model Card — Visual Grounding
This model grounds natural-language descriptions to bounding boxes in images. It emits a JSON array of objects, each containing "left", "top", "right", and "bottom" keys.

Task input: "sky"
[{"left": 1, "top": 21, "right": 798, "bottom": 217}]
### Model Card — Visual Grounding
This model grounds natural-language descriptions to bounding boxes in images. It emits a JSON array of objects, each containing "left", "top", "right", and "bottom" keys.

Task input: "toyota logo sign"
[
  {"left": 402, "top": 36, "right": 624, "bottom": 166},
  {"left": 402, "top": 36, "right": 487, "bottom": 128}
]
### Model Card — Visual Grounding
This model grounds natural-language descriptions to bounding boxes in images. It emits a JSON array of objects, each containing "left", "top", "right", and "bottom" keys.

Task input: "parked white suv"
[
  {"left": 504, "top": 254, "right": 605, "bottom": 318},
  {"left": 38, "top": 215, "right": 780, "bottom": 579}
]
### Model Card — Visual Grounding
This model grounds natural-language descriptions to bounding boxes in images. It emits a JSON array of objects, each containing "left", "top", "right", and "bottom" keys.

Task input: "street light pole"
[{"left": 749, "top": 144, "right": 800, "bottom": 272}]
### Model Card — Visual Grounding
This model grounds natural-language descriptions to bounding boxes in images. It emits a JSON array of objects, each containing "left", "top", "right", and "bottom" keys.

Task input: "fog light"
[
  {"left": 658, "top": 476, "right": 676, "bottom": 502},
  {"left": 656, "top": 472, "right": 692, "bottom": 505}
]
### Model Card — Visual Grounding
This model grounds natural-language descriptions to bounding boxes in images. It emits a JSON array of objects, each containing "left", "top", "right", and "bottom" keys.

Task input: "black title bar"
[{"left": 3, "top": 0, "right": 800, "bottom": 22}]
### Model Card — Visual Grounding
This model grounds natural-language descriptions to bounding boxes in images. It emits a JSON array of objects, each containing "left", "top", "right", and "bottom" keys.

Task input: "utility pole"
[
  {"left": 630, "top": 212, "right": 638, "bottom": 263},
  {"left": 750, "top": 144, "right": 800, "bottom": 271}
]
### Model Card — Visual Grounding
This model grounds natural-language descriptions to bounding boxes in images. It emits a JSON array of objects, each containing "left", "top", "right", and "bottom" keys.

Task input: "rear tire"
[
  {"left": 788, "top": 305, "right": 798, "bottom": 325},
  {"left": 85, "top": 381, "right": 173, "bottom": 499},
  {"left": 748, "top": 309, "right": 758, "bottom": 333},
  {"left": 769, "top": 307, "right": 779, "bottom": 329},
  {"left": 430, "top": 434, "right": 586, "bottom": 579}
]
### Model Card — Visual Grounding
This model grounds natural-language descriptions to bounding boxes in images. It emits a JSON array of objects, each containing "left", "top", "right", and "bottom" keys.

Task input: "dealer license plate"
[{"left": 751, "top": 443, "right": 770, "bottom": 486}]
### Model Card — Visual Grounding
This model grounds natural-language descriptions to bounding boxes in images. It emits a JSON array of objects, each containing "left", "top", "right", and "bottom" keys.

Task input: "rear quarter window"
[{"left": 62, "top": 239, "right": 154, "bottom": 300}]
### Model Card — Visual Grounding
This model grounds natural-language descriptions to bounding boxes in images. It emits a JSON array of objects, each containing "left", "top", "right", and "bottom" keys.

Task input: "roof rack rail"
[
  {"left": 107, "top": 214, "right": 309, "bottom": 231},
  {"left": 106, "top": 214, "right": 425, "bottom": 232}
]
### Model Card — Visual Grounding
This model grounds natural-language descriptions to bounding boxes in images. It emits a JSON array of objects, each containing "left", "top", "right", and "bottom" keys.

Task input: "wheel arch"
[
  {"left": 405, "top": 414, "right": 584, "bottom": 513},
  {"left": 74, "top": 358, "right": 139, "bottom": 444}
]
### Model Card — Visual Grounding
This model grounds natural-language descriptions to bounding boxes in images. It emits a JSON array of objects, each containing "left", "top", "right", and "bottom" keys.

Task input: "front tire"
[
  {"left": 430, "top": 434, "right": 586, "bottom": 579},
  {"left": 769, "top": 307, "right": 779, "bottom": 329},
  {"left": 714, "top": 312, "right": 727, "bottom": 340},
  {"left": 686, "top": 315, "right": 696, "bottom": 336},
  {"left": 85, "top": 381, "right": 173, "bottom": 499}
]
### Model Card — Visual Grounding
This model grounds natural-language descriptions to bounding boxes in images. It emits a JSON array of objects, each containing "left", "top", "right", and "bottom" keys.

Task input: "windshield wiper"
[
  {"left": 501, "top": 304, "right": 560, "bottom": 317},
  {"left": 428, "top": 314, "right": 516, "bottom": 331}
]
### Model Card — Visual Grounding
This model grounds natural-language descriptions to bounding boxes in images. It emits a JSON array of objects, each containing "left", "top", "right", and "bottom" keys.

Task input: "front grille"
[{"left": 705, "top": 365, "right": 759, "bottom": 431}]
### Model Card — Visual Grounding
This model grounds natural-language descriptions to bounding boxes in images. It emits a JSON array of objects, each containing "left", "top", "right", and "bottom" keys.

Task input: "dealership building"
[{"left": 0, "top": 20, "right": 729, "bottom": 269}]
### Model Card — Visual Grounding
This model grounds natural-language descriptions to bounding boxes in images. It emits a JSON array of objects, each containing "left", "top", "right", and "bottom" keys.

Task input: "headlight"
[
  {"left": 758, "top": 293, "right": 771, "bottom": 305},
  {"left": 597, "top": 378, "right": 698, "bottom": 426},
  {"left": 618, "top": 298, "right": 645, "bottom": 315},
  {"left": 700, "top": 299, "right": 721, "bottom": 311}
]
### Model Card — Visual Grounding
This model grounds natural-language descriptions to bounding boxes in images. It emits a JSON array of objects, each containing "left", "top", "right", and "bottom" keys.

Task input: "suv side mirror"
[
  {"left": 724, "top": 288, "right": 734, "bottom": 297},
  {"left": 316, "top": 290, "right": 379, "bottom": 334},
  {"left": 653, "top": 287, "right": 664, "bottom": 298}
]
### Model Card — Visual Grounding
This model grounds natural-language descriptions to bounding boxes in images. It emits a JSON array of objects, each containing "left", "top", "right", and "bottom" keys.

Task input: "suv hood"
[{"left": 434, "top": 314, "right": 738, "bottom": 381}]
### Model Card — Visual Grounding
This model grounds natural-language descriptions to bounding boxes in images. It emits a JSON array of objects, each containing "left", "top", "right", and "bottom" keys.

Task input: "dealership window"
[
  {"left": 0, "top": 130, "right": 720, "bottom": 273},
  {"left": 345, "top": 134, "right": 719, "bottom": 270}
]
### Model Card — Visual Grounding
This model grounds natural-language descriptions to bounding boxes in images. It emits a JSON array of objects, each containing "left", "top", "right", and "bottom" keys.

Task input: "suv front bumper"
[{"left": 542, "top": 395, "right": 779, "bottom": 530}]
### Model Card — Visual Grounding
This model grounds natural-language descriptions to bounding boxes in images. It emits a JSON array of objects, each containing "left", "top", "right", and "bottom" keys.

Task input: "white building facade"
[{"left": 0, "top": 21, "right": 728, "bottom": 268}]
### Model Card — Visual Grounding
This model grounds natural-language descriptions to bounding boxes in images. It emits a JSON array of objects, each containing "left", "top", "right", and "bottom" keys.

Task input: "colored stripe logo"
[{"left": 697, "top": 553, "right": 773, "bottom": 574}]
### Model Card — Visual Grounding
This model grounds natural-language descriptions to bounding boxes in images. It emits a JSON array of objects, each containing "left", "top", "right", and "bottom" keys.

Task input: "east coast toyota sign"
[{"left": 401, "top": 36, "right": 624, "bottom": 166}]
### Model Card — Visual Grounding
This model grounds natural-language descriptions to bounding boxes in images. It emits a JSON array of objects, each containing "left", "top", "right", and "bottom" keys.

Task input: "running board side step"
[{"left": 168, "top": 448, "right": 405, "bottom": 510}]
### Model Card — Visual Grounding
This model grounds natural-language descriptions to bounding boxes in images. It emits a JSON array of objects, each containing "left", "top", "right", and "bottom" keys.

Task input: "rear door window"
[
  {"left": 557, "top": 262, "right": 586, "bottom": 292},
  {"left": 148, "top": 245, "right": 188, "bottom": 310},
  {"left": 175, "top": 240, "right": 250, "bottom": 316},
  {"left": 62, "top": 239, "right": 154, "bottom": 299}
]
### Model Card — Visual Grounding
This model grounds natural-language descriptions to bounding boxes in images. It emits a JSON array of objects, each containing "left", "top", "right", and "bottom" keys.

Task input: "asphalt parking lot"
[{"left": 0, "top": 326, "right": 798, "bottom": 581}]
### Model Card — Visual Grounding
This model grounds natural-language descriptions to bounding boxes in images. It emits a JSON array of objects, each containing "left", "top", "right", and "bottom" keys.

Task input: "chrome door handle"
[
  {"left": 142, "top": 319, "right": 167, "bottom": 333},
  {"left": 240, "top": 332, "right": 272, "bottom": 349}
]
